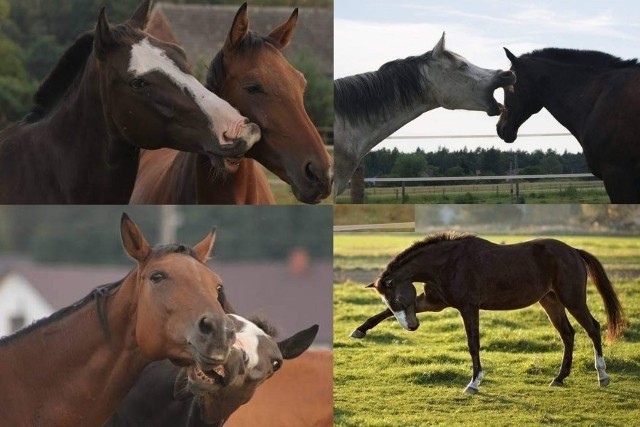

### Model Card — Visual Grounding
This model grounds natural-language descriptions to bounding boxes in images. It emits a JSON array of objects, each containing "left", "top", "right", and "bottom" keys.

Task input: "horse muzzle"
[{"left": 486, "top": 70, "right": 516, "bottom": 116}]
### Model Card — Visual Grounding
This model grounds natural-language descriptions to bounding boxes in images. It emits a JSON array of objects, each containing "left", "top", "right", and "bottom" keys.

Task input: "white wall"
[{"left": 0, "top": 272, "right": 54, "bottom": 338}]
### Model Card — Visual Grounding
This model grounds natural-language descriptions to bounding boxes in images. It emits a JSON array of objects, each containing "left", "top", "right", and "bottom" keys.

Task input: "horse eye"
[
  {"left": 244, "top": 83, "right": 264, "bottom": 94},
  {"left": 150, "top": 272, "right": 165, "bottom": 283},
  {"left": 130, "top": 78, "right": 148, "bottom": 90},
  {"left": 272, "top": 359, "right": 282, "bottom": 372},
  {"left": 459, "top": 62, "right": 469, "bottom": 69}
]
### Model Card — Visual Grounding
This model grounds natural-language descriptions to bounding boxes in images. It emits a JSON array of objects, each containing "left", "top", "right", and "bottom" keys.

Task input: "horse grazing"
[
  {"left": 351, "top": 232, "right": 626, "bottom": 394},
  {"left": 334, "top": 33, "right": 516, "bottom": 195},
  {"left": 0, "top": 213, "right": 239, "bottom": 426},
  {"left": 0, "top": 0, "right": 259, "bottom": 204},
  {"left": 497, "top": 47, "right": 640, "bottom": 203},
  {"left": 131, "top": 3, "right": 332, "bottom": 204},
  {"left": 107, "top": 315, "right": 319, "bottom": 426}
]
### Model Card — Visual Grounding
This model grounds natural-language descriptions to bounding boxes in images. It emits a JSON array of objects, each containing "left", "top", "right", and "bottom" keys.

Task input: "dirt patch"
[{"left": 334, "top": 268, "right": 379, "bottom": 284}]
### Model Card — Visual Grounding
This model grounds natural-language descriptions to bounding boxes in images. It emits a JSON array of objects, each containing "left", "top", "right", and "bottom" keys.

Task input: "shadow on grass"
[
  {"left": 385, "top": 353, "right": 467, "bottom": 366},
  {"left": 341, "top": 295, "right": 381, "bottom": 305},
  {"left": 400, "top": 368, "right": 468, "bottom": 385},
  {"left": 484, "top": 338, "right": 560, "bottom": 353}
]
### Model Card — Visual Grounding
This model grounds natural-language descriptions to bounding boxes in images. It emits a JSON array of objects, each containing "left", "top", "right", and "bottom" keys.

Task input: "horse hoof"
[
  {"left": 549, "top": 380, "right": 563, "bottom": 387},
  {"left": 350, "top": 329, "right": 366, "bottom": 339},
  {"left": 599, "top": 377, "right": 610, "bottom": 387},
  {"left": 463, "top": 386, "right": 478, "bottom": 395}
]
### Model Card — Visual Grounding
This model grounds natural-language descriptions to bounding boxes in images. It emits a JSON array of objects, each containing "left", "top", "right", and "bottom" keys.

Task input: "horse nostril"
[
  {"left": 305, "top": 162, "right": 320, "bottom": 183},
  {"left": 242, "top": 118, "right": 250, "bottom": 125},
  {"left": 198, "top": 316, "right": 215, "bottom": 335}
]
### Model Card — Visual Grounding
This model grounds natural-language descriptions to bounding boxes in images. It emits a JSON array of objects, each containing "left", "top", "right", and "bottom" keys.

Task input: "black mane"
[
  {"left": 523, "top": 48, "right": 639, "bottom": 68},
  {"left": 380, "top": 231, "right": 475, "bottom": 280},
  {"left": 206, "top": 31, "right": 283, "bottom": 94},
  {"left": 335, "top": 51, "right": 433, "bottom": 126}
]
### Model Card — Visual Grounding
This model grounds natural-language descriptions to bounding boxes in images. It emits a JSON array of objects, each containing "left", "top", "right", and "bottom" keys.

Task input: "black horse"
[
  {"left": 497, "top": 47, "right": 640, "bottom": 202},
  {"left": 351, "top": 232, "right": 625, "bottom": 394}
]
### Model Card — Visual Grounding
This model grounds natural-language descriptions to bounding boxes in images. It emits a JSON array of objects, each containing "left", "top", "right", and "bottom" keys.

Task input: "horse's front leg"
[
  {"left": 460, "top": 306, "right": 483, "bottom": 394},
  {"left": 350, "top": 308, "right": 393, "bottom": 338}
]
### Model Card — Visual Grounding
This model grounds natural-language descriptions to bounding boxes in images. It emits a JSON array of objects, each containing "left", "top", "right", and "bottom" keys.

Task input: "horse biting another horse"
[
  {"left": 333, "top": 33, "right": 516, "bottom": 195},
  {"left": 107, "top": 316, "right": 318, "bottom": 426},
  {"left": 497, "top": 47, "right": 640, "bottom": 203},
  {"left": 0, "top": 0, "right": 260, "bottom": 204},
  {"left": 351, "top": 232, "right": 626, "bottom": 394},
  {"left": 131, "top": 3, "right": 333, "bottom": 204},
  {"left": 0, "top": 213, "right": 238, "bottom": 426}
]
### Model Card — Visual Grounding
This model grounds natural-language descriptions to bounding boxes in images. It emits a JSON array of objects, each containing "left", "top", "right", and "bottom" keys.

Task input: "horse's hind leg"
[
  {"left": 563, "top": 303, "right": 610, "bottom": 387},
  {"left": 539, "top": 293, "right": 575, "bottom": 386},
  {"left": 460, "top": 307, "right": 483, "bottom": 395}
]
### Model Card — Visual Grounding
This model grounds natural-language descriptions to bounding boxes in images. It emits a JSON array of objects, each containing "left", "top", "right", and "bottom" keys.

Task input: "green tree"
[
  {"left": 290, "top": 51, "right": 332, "bottom": 128},
  {"left": 390, "top": 153, "right": 426, "bottom": 177}
]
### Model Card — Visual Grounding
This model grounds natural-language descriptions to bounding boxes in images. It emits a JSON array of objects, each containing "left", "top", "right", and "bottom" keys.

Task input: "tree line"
[
  {"left": 363, "top": 146, "right": 589, "bottom": 178},
  {"left": 0, "top": 0, "right": 332, "bottom": 127}
]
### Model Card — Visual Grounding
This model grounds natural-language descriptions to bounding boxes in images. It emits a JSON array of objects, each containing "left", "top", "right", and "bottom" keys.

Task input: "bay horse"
[
  {"left": 0, "top": 0, "right": 260, "bottom": 204},
  {"left": 350, "top": 232, "right": 626, "bottom": 394},
  {"left": 497, "top": 47, "right": 640, "bottom": 203},
  {"left": 107, "top": 316, "right": 318, "bottom": 426},
  {"left": 0, "top": 213, "right": 238, "bottom": 426},
  {"left": 131, "top": 3, "right": 332, "bottom": 205},
  {"left": 334, "top": 33, "right": 516, "bottom": 195}
]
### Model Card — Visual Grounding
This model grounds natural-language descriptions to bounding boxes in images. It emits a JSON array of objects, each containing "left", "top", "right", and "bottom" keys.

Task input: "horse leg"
[
  {"left": 602, "top": 171, "right": 640, "bottom": 203},
  {"left": 350, "top": 308, "right": 392, "bottom": 338},
  {"left": 563, "top": 304, "right": 609, "bottom": 387},
  {"left": 460, "top": 307, "right": 483, "bottom": 394},
  {"left": 539, "top": 293, "right": 575, "bottom": 386}
]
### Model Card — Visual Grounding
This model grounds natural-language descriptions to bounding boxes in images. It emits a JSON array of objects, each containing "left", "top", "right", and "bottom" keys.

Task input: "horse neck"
[
  {"left": 0, "top": 274, "right": 147, "bottom": 425},
  {"left": 195, "top": 157, "right": 273, "bottom": 204},
  {"left": 395, "top": 243, "right": 459, "bottom": 283}
]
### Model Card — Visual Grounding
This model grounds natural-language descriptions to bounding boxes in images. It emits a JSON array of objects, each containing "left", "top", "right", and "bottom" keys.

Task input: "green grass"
[
  {"left": 262, "top": 167, "right": 333, "bottom": 205},
  {"left": 334, "top": 234, "right": 640, "bottom": 426}
]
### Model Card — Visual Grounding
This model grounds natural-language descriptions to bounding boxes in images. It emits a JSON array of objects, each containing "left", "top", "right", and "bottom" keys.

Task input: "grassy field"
[
  {"left": 263, "top": 168, "right": 333, "bottom": 205},
  {"left": 336, "top": 180, "right": 610, "bottom": 204},
  {"left": 334, "top": 233, "right": 640, "bottom": 426}
]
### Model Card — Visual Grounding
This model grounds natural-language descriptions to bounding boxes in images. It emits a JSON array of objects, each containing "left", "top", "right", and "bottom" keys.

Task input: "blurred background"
[{"left": 0, "top": 205, "right": 333, "bottom": 346}]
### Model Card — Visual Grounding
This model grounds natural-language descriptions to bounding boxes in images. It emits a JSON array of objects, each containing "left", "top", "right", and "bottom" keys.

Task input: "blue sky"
[{"left": 335, "top": 1, "right": 640, "bottom": 153}]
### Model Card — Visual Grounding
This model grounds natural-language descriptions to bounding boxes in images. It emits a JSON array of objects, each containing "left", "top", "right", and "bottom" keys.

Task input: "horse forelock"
[
  {"left": 381, "top": 231, "right": 476, "bottom": 280},
  {"left": 335, "top": 51, "right": 433, "bottom": 126},
  {"left": 247, "top": 315, "right": 279, "bottom": 338},
  {"left": 523, "top": 48, "right": 639, "bottom": 69}
]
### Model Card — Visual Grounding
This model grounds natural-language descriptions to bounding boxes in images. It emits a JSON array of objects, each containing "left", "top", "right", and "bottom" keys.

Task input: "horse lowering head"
[
  {"left": 120, "top": 213, "right": 235, "bottom": 373},
  {"left": 428, "top": 33, "right": 516, "bottom": 116},
  {"left": 207, "top": 3, "right": 333, "bottom": 203},
  {"left": 496, "top": 48, "right": 544, "bottom": 143},
  {"left": 94, "top": 0, "right": 260, "bottom": 172},
  {"left": 367, "top": 277, "right": 419, "bottom": 331},
  {"left": 176, "top": 315, "right": 319, "bottom": 423}
]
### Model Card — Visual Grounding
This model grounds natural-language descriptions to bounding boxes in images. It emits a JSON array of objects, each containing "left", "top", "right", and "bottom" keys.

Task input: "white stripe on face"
[
  {"left": 381, "top": 296, "right": 410, "bottom": 330},
  {"left": 228, "top": 314, "right": 268, "bottom": 370},
  {"left": 128, "top": 38, "right": 249, "bottom": 146}
]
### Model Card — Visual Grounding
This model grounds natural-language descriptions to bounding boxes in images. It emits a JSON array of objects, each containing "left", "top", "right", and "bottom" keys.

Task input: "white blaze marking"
[
  {"left": 128, "top": 38, "right": 244, "bottom": 145},
  {"left": 229, "top": 314, "right": 267, "bottom": 370},
  {"left": 381, "top": 296, "right": 410, "bottom": 330}
]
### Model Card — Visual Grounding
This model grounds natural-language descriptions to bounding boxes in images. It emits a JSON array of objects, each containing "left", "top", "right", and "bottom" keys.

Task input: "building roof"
[{"left": 148, "top": 3, "right": 333, "bottom": 76}]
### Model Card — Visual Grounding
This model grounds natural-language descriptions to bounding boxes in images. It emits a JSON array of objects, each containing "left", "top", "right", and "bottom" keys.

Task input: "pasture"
[{"left": 334, "top": 233, "right": 640, "bottom": 426}]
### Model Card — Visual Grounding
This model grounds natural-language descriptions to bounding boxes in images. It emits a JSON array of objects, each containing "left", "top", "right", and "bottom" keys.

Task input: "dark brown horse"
[
  {"left": 496, "top": 47, "right": 640, "bottom": 203},
  {"left": 131, "top": 3, "right": 332, "bottom": 205},
  {"left": 0, "top": 214, "right": 237, "bottom": 426},
  {"left": 107, "top": 316, "right": 318, "bottom": 426},
  {"left": 0, "top": 0, "right": 260, "bottom": 204},
  {"left": 351, "top": 232, "right": 626, "bottom": 394}
]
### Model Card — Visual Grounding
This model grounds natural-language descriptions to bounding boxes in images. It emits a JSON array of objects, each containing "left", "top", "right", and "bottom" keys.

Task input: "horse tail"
[{"left": 576, "top": 249, "right": 626, "bottom": 341}]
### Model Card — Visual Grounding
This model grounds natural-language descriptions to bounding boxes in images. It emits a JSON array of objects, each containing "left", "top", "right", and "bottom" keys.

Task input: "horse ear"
[
  {"left": 432, "top": 32, "right": 446, "bottom": 58},
  {"left": 193, "top": 228, "right": 217, "bottom": 263},
  {"left": 128, "top": 0, "right": 151, "bottom": 30},
  {"left": 94, "top": 7, "right": 116, "bottom": 59},
  {"left": 268, "top": 8, "right": 298, "bottom": 49},
  {"left": 224, "top": 2, "right": 249, "bottom": 53},
  {"left": 278, "top": 324, "right": 318, "bottom": 359},
  {"left": 504, "top": 47, "right": 517, "bottom": 63},
  {"left": 365, "top": 282, "right": 375, "bottom": 288},
  {"left": 120, "top": 213, "right": 151, "bottom": 262}
]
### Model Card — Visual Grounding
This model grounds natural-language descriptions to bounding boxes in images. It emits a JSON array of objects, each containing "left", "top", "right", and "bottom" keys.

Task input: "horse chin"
[{"left": 186, "top": 364, "right": 227, "bottom": 393}]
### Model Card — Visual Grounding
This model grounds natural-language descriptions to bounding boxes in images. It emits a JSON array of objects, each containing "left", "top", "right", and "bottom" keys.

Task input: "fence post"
[{"left": 401, "top": 181, "right": 406, "bottom": 203}]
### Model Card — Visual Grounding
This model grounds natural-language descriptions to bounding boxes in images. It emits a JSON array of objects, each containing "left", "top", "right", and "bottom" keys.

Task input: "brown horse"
[
  {"left": 131, "top": 3, "right": 332, "bottom": 205},
  {"left": 0, "top": 214, "right": 236, "bottom": 426},
  {"left": 0, "top": 0, "right": 260, "bottom": 204},
  {"left": 107, "top": 316, "right": 319, "bottom": 426},
  {"left": 227, "top": 349, "right": 333, "bottom": 427},
  {"left": 351, "top": 232, "right": 626, "bottom": 394}
]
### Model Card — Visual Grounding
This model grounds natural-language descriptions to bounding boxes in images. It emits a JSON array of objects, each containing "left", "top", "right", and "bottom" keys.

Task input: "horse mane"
[
  {"left": 25, "top": 23, "right": 147, "bottom": 124},
  {"left": 380, "top": 231, "right": 475, "bottom": 280},
  {"left": 248, "top": 315, "right": 279, "bottom": 338},
  {"left": 205, "top": 30, "right": 283, "bottom": 94},
  {"left": 524, "top": 48, "right": 639, "bottom": 69},
  {"left": 334, "top": 51, "right": 433, "bottom": 126},
  {"left": 0, "top": 243, "right": 202, "bottom": 347}
]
